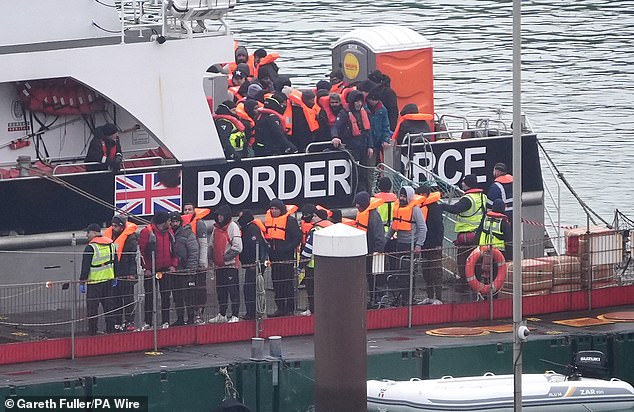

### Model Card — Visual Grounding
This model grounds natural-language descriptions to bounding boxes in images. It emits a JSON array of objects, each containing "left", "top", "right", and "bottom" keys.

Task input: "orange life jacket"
[
  {"left": 288, "top": 89, "right": 320, "bottom": 133},
  {"left": 104, "top": 222, "right": 138, "bottom": 261},
  {"left": 349, "top": 108, "right": 371, "bottom": 136},
  {"left": 316, "top": 205, "right": 333, "bottom": 217},
  {"left": 254, "top": 53, "right": 280, "bottom": 78},
  {"left": 330, "top": 81, "right": 347, "bottom": 95},
  {"left": 90, "top": 236, "right": 114, "bottom": 246},
  {"left": 258, "top": 107, "right": 286, "bottom": 126},
  {"left": 301, "top": 219, "right": 313, "bottom": 244},
  {"left": 228, "top": 85, "right": 243, "bottom": 101},
  {"left": 374, "top": 192, "right": 398, "bottom": 202},
  {"left": 392, "top": 199, "right": 421, "bottom": 231},
  {"left": 495, "top": 174, "right": 513, "bottom": 184},
  {"left": 420, "top": 191, "right": 441, "bottom": 221},
  {"left": 235, "top": 100, "right": 257, "bottom": 129},
  {"left": 340, "top": 87, "right": 355, "bottom": 110},
  {"left": 213, "top": 114, "right": 246, "bottom": 132},
  {"left": 391, "top": 113, "right": 434, "bottom": 141},
  {"left": 264, "top": 204, "right": 298, "bottom": 240},
  {"left": 317, "top": 96, "right": 337, "bottom": 126},
  {"left": 354, "top": 197, "right": 385, "bottom": 232},
  {"left": 226, "top": 58, "right": 256, "bottom": 81},
  {"left": 186, "top": 208, "right": 210, "bottom": 236}
]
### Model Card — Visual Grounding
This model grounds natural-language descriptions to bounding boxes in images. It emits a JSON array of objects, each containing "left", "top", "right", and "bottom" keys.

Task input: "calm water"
[{"left": 226, "top": 0, "right": 634, "bottom": 226}]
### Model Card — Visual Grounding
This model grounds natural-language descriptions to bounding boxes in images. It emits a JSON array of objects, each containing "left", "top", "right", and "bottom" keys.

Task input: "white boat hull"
[{"left": 368, "top": 373, "right": 634, "bottom": 411}]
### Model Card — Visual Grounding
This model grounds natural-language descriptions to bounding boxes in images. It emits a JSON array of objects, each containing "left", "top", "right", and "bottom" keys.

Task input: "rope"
[{"left": 219, "top": 366, "right": 239, "bottom": 401}]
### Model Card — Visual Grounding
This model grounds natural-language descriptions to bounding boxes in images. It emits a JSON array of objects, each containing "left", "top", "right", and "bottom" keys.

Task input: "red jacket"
[{"left": 138, "top": 224, "right": 178, "bottom": 271}]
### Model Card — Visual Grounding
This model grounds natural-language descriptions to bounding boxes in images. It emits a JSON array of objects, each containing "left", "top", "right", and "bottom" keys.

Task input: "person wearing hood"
[
  {"left": 368, "top": 70, "right": 399, "bottom": 130},
  {"left": 253, "top": 48, "right": 280, "bottom": 85},
  {"left": 441, "top": 174, "right": 488, "bottom": 292},
  {"left": 392, "top": 104, "right": 432, "bottom": 145},
  {"left": 208, "top": 205, "right": 243, "bottom": 323},
  {"left": 104, "top": 214, "right": 139, "bottom": 332},
  {"left": 366, "top": 87, "right": 392, "bottom": 190},
  {"left": 253, "top": 92, "right": 297, "bottom": 157},
  {"left": 214, "top": 100, "right": 246, "bottom": 161},
  {"left": 85, "top": 123, "right": 123, "bottom": 172},
  {"left": 331, "top": 89, "right": 372, "bottom": 191},
  {"left": 476, "top": 198, "right": 512, "bottom": 261},
  {"left": 415, "top": 185, "right": 445, "bottom": 304},
  {"left": 264, "top": 198, "right": 301, "bottom": 317},
  {"left": 385, "top": 186, "right": 428, "bottom": 306},
  {"left": 183, "top": 202, "right": 210, "bottom": 323},
  {"left": 316, "top": 92, "right": 344, "bottom": 142},
  {"left": 168, "top": 211, "right": 199, "bottom": 326},
  {"left": 225, "top": 45, "right": 255, "bottom": 79},
  {"left": 354, "top": 191, "right": 387, "bottom": 308},
  {"left": 237, "top": 209, "right": 268, "bottom": 320}
]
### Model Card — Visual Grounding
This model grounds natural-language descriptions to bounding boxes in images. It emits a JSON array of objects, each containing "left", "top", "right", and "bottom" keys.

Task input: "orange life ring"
[{"left": 465, "top": 246, "right": 507, "bottom": 294}]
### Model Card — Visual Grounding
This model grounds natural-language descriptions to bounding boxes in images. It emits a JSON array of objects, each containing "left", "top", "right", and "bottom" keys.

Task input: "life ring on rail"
[{"left": 465, "top": 246, "right": 507, "bottom": 294}]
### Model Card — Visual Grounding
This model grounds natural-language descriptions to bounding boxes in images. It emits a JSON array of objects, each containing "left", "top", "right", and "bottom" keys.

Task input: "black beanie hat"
[
  {"left": 101, "top": 123, "right": 118, "bottom": 137},
  {"left": 153, "top": 211, "right": 170, "bottom": 224},
  {"left": 378, "top": 176, "right": 392, "bottom": 192},
  {"left": 400, "top": 104, "right": 419, "bottom": 116},
  {"left": 254, "top": 48, "right": 267, "bottom": 58},
  {"left": 354, "top": 191, "right": 371, "bottom": 211},
  {"left": 462, "top": 174, "right": 478, "bottom": 189},
  {"left": 269, "top": 198, "right": 285, "bottom": 211},
  {"left": 315, "top": 209, "right": 329, "bottom": 220},
  {"left": 316, "top": 80, "right": 330, "bottom": 91},
  {"left": 168, "top": 211, "right": 182, "bottom": 222},
  {"left": 237, "top": 209, "right": 254, "bottom": 228}
]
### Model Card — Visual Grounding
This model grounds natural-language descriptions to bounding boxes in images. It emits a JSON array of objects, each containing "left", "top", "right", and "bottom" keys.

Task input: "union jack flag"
[{"left": 114, "top": 172, "right": 182, "bottom": 216}]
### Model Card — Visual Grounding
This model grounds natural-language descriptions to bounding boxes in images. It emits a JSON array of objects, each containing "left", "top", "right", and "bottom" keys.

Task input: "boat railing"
[
  {"left": 539, "top": 144, "right": 563, "bottom": 254},
  {"left": 114, "top": 0, "right": 235, "bottom": 42}
]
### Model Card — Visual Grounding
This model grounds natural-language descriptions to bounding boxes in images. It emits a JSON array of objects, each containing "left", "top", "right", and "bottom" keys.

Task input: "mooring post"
[{"left": 313, "top": 223, "right": 368, "bottom": 412}]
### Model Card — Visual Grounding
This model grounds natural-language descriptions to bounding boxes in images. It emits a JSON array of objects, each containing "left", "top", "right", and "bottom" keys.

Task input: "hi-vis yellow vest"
[
  {"left": 454, "top": 191, "right": 487, "bottom": 233},
  {"left": 88, "top": 237, "right": 116, "bottom": 284}
]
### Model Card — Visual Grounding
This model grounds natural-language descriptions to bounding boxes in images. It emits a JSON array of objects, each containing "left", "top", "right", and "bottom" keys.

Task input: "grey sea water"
[{"left": 227, "top": 0, "right": 634, "bottom": 226}]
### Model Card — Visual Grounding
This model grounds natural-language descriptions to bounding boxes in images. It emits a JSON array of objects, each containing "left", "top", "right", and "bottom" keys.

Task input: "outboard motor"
[{"left": 574, "top": 350, "right": 609, "bottom": 380}]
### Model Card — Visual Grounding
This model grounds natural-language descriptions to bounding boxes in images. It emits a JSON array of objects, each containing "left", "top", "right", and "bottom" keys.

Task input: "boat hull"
[{"left": 368, "top": 374, "right": 634, "bottom": 411}]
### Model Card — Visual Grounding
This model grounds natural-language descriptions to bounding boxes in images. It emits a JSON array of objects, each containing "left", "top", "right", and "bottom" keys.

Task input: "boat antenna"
[{"left": 537, "top": 139, "right": 610, "bottom": 228}]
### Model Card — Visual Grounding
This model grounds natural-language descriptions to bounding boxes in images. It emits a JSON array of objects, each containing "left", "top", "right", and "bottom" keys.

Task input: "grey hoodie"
[{"left": 386, "top": 186, "right": 427, "bottom": 248}]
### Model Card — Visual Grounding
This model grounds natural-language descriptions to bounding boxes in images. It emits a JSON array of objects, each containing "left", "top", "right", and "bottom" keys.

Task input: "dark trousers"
[
  {"left": 243, "top": 267, "right": 256, "bottom": 318},
  {"left": 193, "top": 270, "right": 207, "bottom": 316},
  {"left": 216, "top": 267, "right": 240, "bottom": 317},
  {"left": 113, "top": 277, "right": 136, "bottom": 325},
  {"left": 86, "top": 280, "right": 115, "bottom": 335},
  {"left": 271, "top": 262, "right": 295, "bottom": 315},
  {"left": 170, "top": 273, "right": 187, "bottom": 323},
  {"left": 144, "top": 275, "right": 171, "bottom": 325},
  {"left": 304, "top": 266, "right": 315, "bottom": 313},
  {"left": 422, "top": 248, "right": 443, "bottom": 300},
  {"left": 456, "top": 243, "right": 476, "bottom": 292}
]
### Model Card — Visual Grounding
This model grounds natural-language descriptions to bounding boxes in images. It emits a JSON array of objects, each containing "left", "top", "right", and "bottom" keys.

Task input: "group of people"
[
  {"left": 213, "top": 45, "right": 434, "bottom": 192},
  {"left": 79, "top": 160, "right": 514, "bottom": 334}
]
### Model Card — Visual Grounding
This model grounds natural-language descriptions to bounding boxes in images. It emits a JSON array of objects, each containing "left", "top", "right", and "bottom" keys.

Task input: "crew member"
[
  {"left": 80, "top": 223, "right": 117, "bottom": 335},
  {"left": 476, "top": 199, "right": 513, "bottom": 261},
  {"left": 214, "top": 100, "right": 246, "bottom": 160},
  {"left": 138, "top": 212, "right": 178, "bottom": 330},
  {"left": 264, "top": 198, "right": 301, "bottom": 317},
  {"left": 209, "top": 205, "right": 243, "bottom": 323},
  {"left": 183, "top": 202, "right": 210, "bottom": 324},
  {"left": 104, "top": 214, "right": 138, "bottom": 332},
  {"left": 299, "top": 209, "right": 332, "bottom": 316},
  {"left": 85, "top": 123, "right": 123, "bottom": 172},
  {"left": 386, "top": 186, "right": 428, "bottom": 306},
  {"left": 487, "top": 162, "right": 513, "bottom": 219},
  {"left": 441, "top": 174, "right": 488, "bottom": 292},
  {"left": 374, "top": 177, "right": 398, "bottom": 233}
]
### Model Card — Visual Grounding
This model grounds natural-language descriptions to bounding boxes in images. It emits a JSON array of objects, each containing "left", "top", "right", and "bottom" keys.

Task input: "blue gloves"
[
  {"left": 112, "top": 278, "right": 118, "bottom": 288},
  {"left": 79, "top": 284, "right": 86, "bottom": 294}
]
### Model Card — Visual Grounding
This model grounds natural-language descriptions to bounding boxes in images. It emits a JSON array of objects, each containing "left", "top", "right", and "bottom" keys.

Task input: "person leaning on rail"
[{"left": 79, "top": 223, "right": 118, "bottom": 335}]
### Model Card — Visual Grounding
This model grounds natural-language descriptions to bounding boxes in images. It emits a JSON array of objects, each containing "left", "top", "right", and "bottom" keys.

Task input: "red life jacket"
[
  {"left": 318, "top": 96, "right": 337, "bottom": 126},
  {"left": 348, "top": 108, "right": 371, "bottom": 136},
  {"left": 213, "top": 114, "right": 246, "bottom": 132},
  {"left": 254, "top": 53, "right": 280, "bottom": 78},
  {"left": 100, "top": 140, "right": 118, "bottom": 163}
]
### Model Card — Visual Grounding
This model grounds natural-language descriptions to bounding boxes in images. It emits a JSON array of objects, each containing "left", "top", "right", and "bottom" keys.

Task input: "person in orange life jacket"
[
  {"left": 486, "top": 162, "right": 513, "bottom": 219},
  {"left": 329, "top": 69, "right": 347, "bottom": 94},
  {"left": 209, "top": 205, "right": 243, "bottom": 323},
  {"left": 138, "top": 212, "right": 178, "bottom": 329},
  {"left": 393, "top": 104, "right": 431, "bottom": 145},
  {"left": 183, "top": 202, "right": 210, "bottom": 323},
  {"left": 299, "top": 208, "right": 332, "bottom": 315},
  {"left": 354, "top": 191, "right": 386, "bottom": 308},
  {"left": 415, "top": 185, "right": 445, "bottom": 304},
  {"left": 266, "top": 198, "right": 302, "bottom": 317},
  {"left": 253, "top": 92, "right": 297, "bottom": 157},
  {"left": 368, "top": 70, "right": 399, "bottom": 130},
  {"left": 106, "top": 214, "right": 139, "bottom": 332},
  {"left": 80, "top": 223, "right": 118, "bottom": 335},
  {"left": 289, "top": 89, "right": 319, "bottom": 152},
  {"left": 85, "top": 123, "right": 123, "bottom": 172},
  {"left": 475, "top": 198, "right": 513, "bottom": 261},
  {"left": 316, "top": 80, "right": 330, "bottom": 94},
  {"left": 366, "top": 88, "right": 392, "bottom": 189},
  {"left": 329, "top": 209, "right": 343, "bottom": 224},
  {"left": 167, "top": 212, "right": 199, "bottom": 326},
  {"left": 299, "top": 203, "right": 318, "bottom": 246},
  {"left": 315, "top": 91, "right": 343, "bottom": 143},
  {"left": 331, "top": 89, "right": 372, "bottom": 191},
  {"left": 253, "top": 48, "right": 279, "bottom": 81},
  {"left": 385, "top": 186, "right": 428, "bottom": 306},
  {"left": 214, "top": 100, "right": 245, "bottom": 161},
  {"left": 230, "top": 64, "right": 250, "bottom": 101},
  {"left": 440, "top": 174, "right": 488, "bottom": 292},
  {"left": 224, "top": 45, "right": 255, "bottom": 78},
  {"left": 237, "top": 209, "right": 268, "bottom": 320}
]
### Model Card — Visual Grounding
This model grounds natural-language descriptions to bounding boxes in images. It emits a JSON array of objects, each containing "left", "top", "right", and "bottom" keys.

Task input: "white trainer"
[
  {"left": 300, "top": 309, "right": 312, "bottom": 316},
  {"left": 137, "top": 323, "right": 151, "bottom": 331},
  {"left": 209, "top": 314, "right": 227, "bottom": 323},
  {"left": 161, "top": 322, "right": 170, "bottom": 329},
  {"left": 432, "top": 299, "right": 443, "bottom": 305},
  {"left": 227, "top": 316, "right": 240, "bottom": 323}
]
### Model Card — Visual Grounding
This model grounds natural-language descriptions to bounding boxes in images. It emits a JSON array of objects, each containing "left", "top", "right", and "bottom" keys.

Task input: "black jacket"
[
  {"left": 254, "top": 112, "right": 296, "bottom": 156},
  {"left": 367, "top": 209, "right": 386, "bottom": 253},
  {"left": 378, "top": 86, "right": 399, "bottom": 130},
  {"left": 423, "top": 203, "right": 444, "bottom": 248},
  {"left": 239, "top": 220, "right": 268, "bottom": 264},
  {"left": 85, "top": 137, "right": 122, "bottom": 171},
  {"left": 214, "top": 117, "right": 242, "bottom": 160},
  {"left": 268, "top": 215, "right": 301, "bottom": 261},
  {"left": 396, "top": 119, "right": 430, "bottom": 145},
  {"left": 117, "top": 233, "right": 138, "bottom": 277},
  {"left": 290, "top": 105, "right": 315, "bottom": 152}
]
